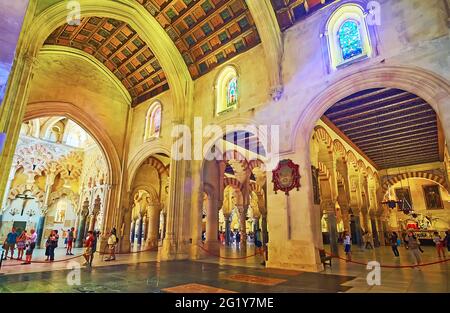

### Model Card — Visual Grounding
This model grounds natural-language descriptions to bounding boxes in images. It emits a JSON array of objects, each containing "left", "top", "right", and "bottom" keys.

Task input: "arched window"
[
  {"left": 144, "top": 102, "right": 162, "bottom": 141},
  {"left": 216, "top": 66, "right": 238, "bottom": 115},
  {"left": 326, "top": 4, "right": 372, "bottom": 70}
]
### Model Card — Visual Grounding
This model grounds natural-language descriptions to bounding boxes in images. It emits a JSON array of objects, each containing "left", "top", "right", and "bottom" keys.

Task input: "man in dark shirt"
[{"left": 3, "top": 227, "right": 17, "bottom": 260}]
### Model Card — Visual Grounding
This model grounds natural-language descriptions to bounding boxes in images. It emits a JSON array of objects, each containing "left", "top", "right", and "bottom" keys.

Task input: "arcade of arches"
[{"left": 0, "top": 0, "right": 449, "bottom": 276}]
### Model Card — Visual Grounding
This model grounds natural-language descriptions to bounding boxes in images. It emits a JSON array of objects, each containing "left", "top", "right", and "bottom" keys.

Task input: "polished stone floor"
[{"left": 0, "top": 244, "right": 448, "bottom": 293}]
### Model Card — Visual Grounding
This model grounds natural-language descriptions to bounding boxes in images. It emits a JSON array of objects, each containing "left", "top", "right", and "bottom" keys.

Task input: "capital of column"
[{"left": 21, "top": 52, "right": 39, "bottom": 68}]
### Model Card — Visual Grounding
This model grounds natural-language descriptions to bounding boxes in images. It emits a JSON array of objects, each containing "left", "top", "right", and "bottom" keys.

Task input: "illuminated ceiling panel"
[
  {"left": 135, "top": 0, "right": 261, "bottom": 78},
  {"left": 270, "top": 0, "right": 337, "bottom": 31},
  {"left": 44, "top": 17, "right": 169, "bottom": 106},
  {"left": 324, "top": 88, "right": 441, "bottom": 169}
]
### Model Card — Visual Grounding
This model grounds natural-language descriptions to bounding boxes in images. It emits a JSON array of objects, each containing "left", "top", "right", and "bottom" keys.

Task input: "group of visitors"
[
  {"left": 2, "top": 226, "right": 119, "bottom": 268},
  {"left": 342, "top": 229, "right": 449, "bottom": 269},
  {"left": 2, "top": 227, "right": 37, "bottom": 265}
]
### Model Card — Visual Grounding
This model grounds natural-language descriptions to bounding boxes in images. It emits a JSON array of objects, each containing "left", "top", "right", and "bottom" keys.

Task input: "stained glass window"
[
  {"left": 227, "top": 78, "right": 237, "bottom": 107},
  {"left": 338, "top": 20, "right": 363, "bottom": 60}
]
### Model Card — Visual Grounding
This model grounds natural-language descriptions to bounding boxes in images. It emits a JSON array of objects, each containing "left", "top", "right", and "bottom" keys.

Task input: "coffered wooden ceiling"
[
  {"left": 135, "top": 0, "right": 261, "bottom": 78},
  {"left": 270, "top": 0, "right": 337, "bottom": 31},
  {"left": 45, "top": 17, "right": 169, "bottom": 106},
  {"left": 323, "top": 88, "right": 441, "bottom": 170},
  {"left": 45, "top": 1, "right": 261, "bottom": 106}
]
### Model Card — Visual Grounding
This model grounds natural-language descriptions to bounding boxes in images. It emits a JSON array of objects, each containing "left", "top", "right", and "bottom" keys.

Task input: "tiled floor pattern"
[
  {"left": 0, "top": 244, "right": 448, "bottom": 293},
  {"left": 224, "top": 274, "right": 287, "bottom": 286},
  {"left": 162, "top": 283, "right": 236, "bottom": 293}
]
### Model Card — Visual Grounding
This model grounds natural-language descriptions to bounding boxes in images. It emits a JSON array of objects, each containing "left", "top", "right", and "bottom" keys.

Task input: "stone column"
[
  {"left": 1, "top": 167, "right": 15, "bottom": 212},
  {"left": 160, "top": 153, "right": 190, "bottom": 260},
  {"left": 75, "top": 199, "right": 89, "bottom": 248},
  {"left": 205, "top": 195, "right": 220, "bottom": 255},
  {"left": 0, "top": 2, "right": 36, "bottom": 205},
  {"left": 341, "top": 206, "right": 351, "bottom": 233},
  {"left": 146, "top": 204, "right": 161, "bottom": 248},
  {"left": 323, "top": 200, "right": 339, "bottom": 256}
]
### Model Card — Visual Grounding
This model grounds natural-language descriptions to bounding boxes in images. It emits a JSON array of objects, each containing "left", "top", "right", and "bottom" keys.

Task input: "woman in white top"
[
  {"left": 343, "top": 231, "right": 352, "bottom": 262},
  {"left": 105, "top": 228, "right": 118, "bottom": 261}
]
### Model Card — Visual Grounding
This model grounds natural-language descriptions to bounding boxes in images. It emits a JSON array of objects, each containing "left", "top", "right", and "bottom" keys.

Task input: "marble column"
[
  {"left": 205, "top": 196, "right": 220, "bottom": 255},
  {"left": 142, "top": 217, "right": 148, "bottom": 242},
  {"left": 206, "top": 197, "right": 218, "bottom": 242}
]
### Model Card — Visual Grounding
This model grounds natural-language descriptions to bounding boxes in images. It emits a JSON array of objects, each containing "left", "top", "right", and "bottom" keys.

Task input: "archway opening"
[
  {"left": 200, "top": 129, "right": 268, "bottom": 262},
  {"left": 309, "top": 87, "right": 449, "bottom": 255},
  {"left": 1, "top": 117, "right": 109, "bottom": 250},
  {"left": 128, "top": 153, "right": 170, "bottom": 252}
]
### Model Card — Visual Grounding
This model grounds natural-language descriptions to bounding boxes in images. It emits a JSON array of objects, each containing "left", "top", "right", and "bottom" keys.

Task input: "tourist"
[
  {"left": 255, "top": 228, "right": 263, "bottom": 254},
  {"left": 219, "top": 232, "right": 225, "bottom": 245},
  {"left": 90, "top": 231, "right": 100, "bottom": 266},
  {"left": 22, "top": 229, "right": 37, "bottom": 265},
  {"left": 3, "top": 227, "right": 17, "bottom": 260},
  {"left": 343, "top": 231, "right": 352, "bottom": 262},
  {"left": 45, "top": 234, "right": 51, "bottom": 261},
  {"left": 235, "top": 231, "right": 241, "bottom": 249},
  {"left": 66, "top": 227, "right": 75, "bottom": 255},
  {"left": 83, "top": 231, "right": 95, "bottom": 266},
  {"left": 62, "top": 229, "right": 68, "bottom": 248},
  {"left": 433, "top": 231, "right": 446, "bottom": 258},
  {"left": 16, "top": 230, "right": 27, "bottom": 260},
  {"left": 390, "top": 232, "right": 400, "bottom": 257},
  {"left": 405, "top": 231, "right": 422, "bottom": 269},
  {"left": 105, "top": 228, "right": 118, "bottom": 261}
]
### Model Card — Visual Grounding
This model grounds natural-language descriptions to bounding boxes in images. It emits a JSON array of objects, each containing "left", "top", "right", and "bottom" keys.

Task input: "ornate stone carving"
[{"left": 270, "top": 84, "right": 284, "bottom": 101}]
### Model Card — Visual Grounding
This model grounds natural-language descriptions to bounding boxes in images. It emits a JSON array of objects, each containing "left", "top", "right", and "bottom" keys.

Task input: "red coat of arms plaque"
[{"left": 272, "top": 159, "right": 301, "bottom": 195}]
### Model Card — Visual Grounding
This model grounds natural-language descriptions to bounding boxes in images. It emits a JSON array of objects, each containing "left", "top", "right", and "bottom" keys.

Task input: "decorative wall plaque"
[{"left": 272, "top": 159, "right": 301, "bottom": 196}]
